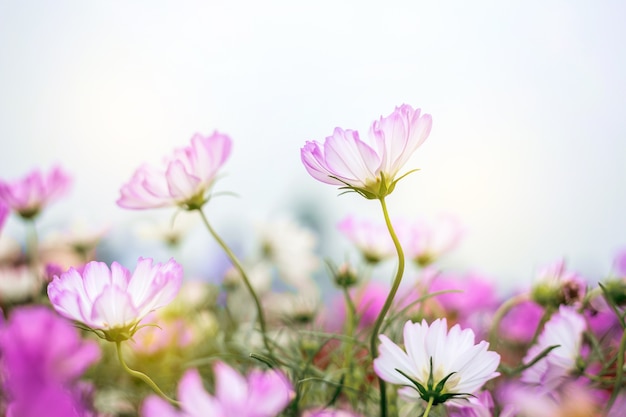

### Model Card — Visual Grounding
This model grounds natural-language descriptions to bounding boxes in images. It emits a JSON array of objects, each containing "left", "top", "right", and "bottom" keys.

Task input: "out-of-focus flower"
[
  {"left": 374, "top": 318, "right": 500, "bottom": 406},
  {"left": 0, "top": 306, "right": 100, "bottom": 416},
  {"left": 403, "top": 215, "right": 463, "bottom": 267},
  {"left": 141, "top": 363, "right": 293, "bottom": 417},
  {"left": 130, "top": 312, "right": 194, "bottom": 356},
  {"left": 0, "top": 202, "right": 8, "bottom": 231},
  {"left": 302, "top": 408, "right": 364, "bottom": 417},
  {"left": 255, "top": 217, "right": 319, "bottom": 290},
  {"left": 337, "top": 215, "right": 396, "bottom": 263},
  {"left": 614, "top": 248, "right": 626, "bottom": 276},
  {"left": 47, "top": 257, "right": 183, "bottom": 341},
  {"left": 117, "top": 132, "right": 231, "bottom": 210},
  {"left": 446, "top": 390, "right": 494, "bottom": 417},
  {"left": 521, "top": 305, "right": 586, "bottom": 391},
  {"left": 428, "top": 272, "right": 498, "bottom": 336},
  {"left": 531, "top": 259, "right": 586, "bottom": 308},
  {"left": 0, "top": 265, "right": 40, "bottom": 305},
  {"left": 134, "top": 211, "right": 199, "bottom": 247},
  {"left": 0, "top": 166, "right": 71, "bottom": 219},
  {"left": 301, "top": 104, "right": 431, "bottom": 199},
  {"left": 498, "top": 299, "right": 544, "bottom": 343}
]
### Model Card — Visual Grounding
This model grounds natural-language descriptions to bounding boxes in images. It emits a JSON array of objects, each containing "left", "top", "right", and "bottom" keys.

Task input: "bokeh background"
[{"left": 1, "top": 1, "right": 625, "bottom": 290}]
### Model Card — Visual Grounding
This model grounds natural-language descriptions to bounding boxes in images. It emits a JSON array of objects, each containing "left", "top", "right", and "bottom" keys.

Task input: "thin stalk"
[
  {"left": 195, "top": 208, "right": 274, "bottom": 357},
  {"left": 115, "top": 341, "right": 179, "bottom": 406},
  {"left": 605, "top": 328, "right": 626, "bottom": 414},
  {"left": 341, "top": 286, "right": 357, "bottom": 401},
  {"left": 369, "top": 196, "right": 406, "bottom": 417},
  {"left": 25, "top": 218, "right": 39, "bottom": 267},
  {"left": 488, "top": 292, "right": 529, "bottom": 347},
  {"left": 422, "top": 396, "right": 435, "bottom": 417}
]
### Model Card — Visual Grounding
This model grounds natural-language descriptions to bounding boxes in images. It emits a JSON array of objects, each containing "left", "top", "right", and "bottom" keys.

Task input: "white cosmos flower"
[
  {"left": 374, "top": 318, "right": 500, "bottom": 406},
  {"left": 521, "top": 305, "right": 586, "bottom": 391}
]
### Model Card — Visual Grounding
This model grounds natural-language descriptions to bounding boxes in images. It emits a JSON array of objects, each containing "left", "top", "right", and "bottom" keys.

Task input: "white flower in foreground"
[
  {"left": 521, "top": 305, "right": 586, "bottom": 391},
  {"left": 47, "top": 257, "right": 183, "bottom": 341},
  {"left": 374, "top": 318, "right": 500, "bottom": 406}
]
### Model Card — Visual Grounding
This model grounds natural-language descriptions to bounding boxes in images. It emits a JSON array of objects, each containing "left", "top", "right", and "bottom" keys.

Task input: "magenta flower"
[
  {"left": 0, "top": 306, "right": 100, "bottom": 416},
  {"left": 0, "top": 166, "right": 71, "bottom": 219},
  {"left": 301, "top": 104, "right": 432, "bottom": 199},
  {"left": 374, "top": 318, "right": 500, "bottom": 406},
  {"left": 117, "top": 132, "right": 232, "bottom": 210},
  {"left": 47, "top": 257, "right": 183, "bottom": 341},
  {"left": 141, "top": 363, "right": 293, "bottom": 417},
  {"left": 0, "top": 202, "right": 8, "bottom": 231},
  {"left": 521, "top": 305, "right": 586, "bottom": 391}
]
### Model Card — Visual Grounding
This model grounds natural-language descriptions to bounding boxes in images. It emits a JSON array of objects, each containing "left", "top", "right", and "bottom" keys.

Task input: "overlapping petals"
[
  {"left": 374, "top": 318, "right": 500, "bottom": 406},
  {"left": 301, "top": 104, "right": 431, "bottom": 199},
  {"left": 0, "top": 165, "right": 71, "bottom": 219},
  {"left": 47, "top": 257, "right": 183, "bottom": 340},
  {"left": 117, "top": 132, "right": 232, "bottom": 210},
  {"left": 141, "top": 362, "right": 294, "bottom": 417}
]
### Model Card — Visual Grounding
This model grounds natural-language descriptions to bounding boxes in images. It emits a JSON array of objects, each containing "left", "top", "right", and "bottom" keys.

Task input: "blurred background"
[{"left": 1, "top": 1, "right": 625, "bottom": 290}]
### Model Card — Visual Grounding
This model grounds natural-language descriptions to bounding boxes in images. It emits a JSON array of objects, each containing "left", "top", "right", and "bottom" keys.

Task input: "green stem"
[
  {"left": 422, "top": 396, "right": 435, "bottom": 417},
  {"left": 488, "top": 292, "right": 529, "bottom": 347},
  {"left": 25, "top": 218, "right": 39, "bottom": 267},
  {"left": 195, "top": 208, "right": 274, "bottom": 357},
  {"left": 369, "top": 196, "right": 406, "bottom": 417},
  {"left": 341, "top": 286, "right": 357, "bottom": 395},
  {"left": 115, "top": 341, "right": 180, "bottom": 406},
  {"left": 605, "top": 327, "right": 626, "bottom": 414}
]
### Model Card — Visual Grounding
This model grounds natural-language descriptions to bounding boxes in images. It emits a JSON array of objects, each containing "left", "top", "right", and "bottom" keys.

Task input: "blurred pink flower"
[
  {"left": 0, "top": 166, "right": 71, "bottom": 219},
  {"left": 0, "top": 202, "right": 8, "bottom": 231},
  {"left": 302, "top": 408, "right": 364, "bottom": 417},
  {"left": 374, "top": 318, "right": 500, "bottom": 406},
  {"left": 131, "top": 313, "right": 193, "bottom": 356},
  {"left": 47, "top": 257, "right": 183, "bottom": 341},
  {"left": 337, "top": 215, "right": 396, "bottom": 263},
  {"left": 403, "top": 215, "right": 463, "bottom": 267},
  {"left": 0, "top": 306, "right": 100, "bottom": 416},
  {"left": 446, "top": 390, "right": 494, "bottom": 417},
  {"left": 141, "top": 363, "right": 293, "bottom": 417},
  {"left": 498, "top": 299, "right": 544, "bottom": 343},
  {"left": 301, "top": 104, "right": 431, "bottom": 199},
  {"left": 117, "top": 132, "right": 232, "bottom": 210},
  {"left": 521, "top": 305, "right": 586, "bottom": 391},
  {"left": 614, "top": 248, "right": 626, "bottom": 276}
]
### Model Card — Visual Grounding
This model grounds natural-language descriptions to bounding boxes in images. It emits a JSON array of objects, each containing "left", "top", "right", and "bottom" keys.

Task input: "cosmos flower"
[
  {"left": 521, "top": 305, "right": 586, "bottom": 391},
  {"left": 337, "top": 215, "right": 396, "bottom": 263},
  {"left": 301, "top": 104, "right": 431, "bottom": 199},
  {"left": 0, "top": 165, "right": 71, "bottom": 219},
  {"left": 47, "top": 257, "right": 183, "bottom": 341},
  {"left": 0, "top": 306, "right": 100, "bottom": 416},
  {"left": 403, "top": 215, "right": 463, "bottom": 267},
  {"left": 141, "top": 363, "right": 293, "bottom": 417},
  {"left": 374, "top": 318, "right": 500, "bottom": 407},
  {"left": 117, "top": 132, "right": 232, "bottom": 210}
]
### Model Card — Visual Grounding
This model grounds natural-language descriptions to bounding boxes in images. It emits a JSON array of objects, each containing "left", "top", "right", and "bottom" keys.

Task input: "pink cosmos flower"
[
  {"left": 374, "top": 318, "right": 500, "bottom": 406},
  {"left": 0, "top": 202, "right": 8, "bottom": 231},
  {"left": 47, "top": 257, "right": 183, "bottom": 341},
  {"left": 141, "top": 362, "right": 294, "bottom": 417},
  {"left": 302, "top": 408, "right": 364, "bottom": 417},
  {"left": 0, "top": 306, "right": 100, "bottom": 416},
  {"left": 337, "top": 215, "right": 396, "bottom": 263},
  {"left": 301, "top": 104, "right": 432, "bottom": 199},
  {"left": 521, "top": 305, "right": 586, "bottom": 391},
  {"left": 117, "top": 132, "right": 232, "bottom": 210},
  {"left": 403, "top": 215, "right": 463, "bottom": 267},
  {"left": 0, "top": 166, "right": 71, "bottom": 219}
]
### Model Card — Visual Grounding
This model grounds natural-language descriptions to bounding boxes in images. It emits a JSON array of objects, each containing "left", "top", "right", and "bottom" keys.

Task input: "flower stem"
[
  {"left": 370, "top": 196, "right": 406, "bottom": 417},
  {"left": 115, "top": 341, "right": 180, "bottom": 406},
  {"left": 605, "top": 327, "right": 626, "bottom": 413},
  {"left": 422, "top": 396, "right": 435, "bottom": 417},
  {"left": 488, "top": 292, "right": 529, "bottom": 347},
  {"left": 25, "top": 218, "right": 39, "bottom": 267},
  {"left": 195, "top": 208, "right": 274, "bottom": 357}
]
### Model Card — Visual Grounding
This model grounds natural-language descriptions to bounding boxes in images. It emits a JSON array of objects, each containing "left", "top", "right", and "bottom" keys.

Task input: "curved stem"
[
  {"left": 195, "top": 208, "right": 274, "bottom": 357},
  {"left": 605, "top": 327, "right": 626, "bottom": 413},
  {"left": 115, "top": 341, "right": 180, "bottom": 406},
  {"left": 488, "top": 292, "right": 530, "bottom": 347},
  {"left": 422, "top": 396, "right": 435, "bottom": 417},
  {"left": 369, "top": 196, "right": 406, "bottom": 417}
]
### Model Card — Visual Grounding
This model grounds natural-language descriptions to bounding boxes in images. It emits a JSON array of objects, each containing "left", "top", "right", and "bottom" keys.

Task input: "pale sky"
[{"left": 1, "top": 1, "right": 625, "bottom": 289}]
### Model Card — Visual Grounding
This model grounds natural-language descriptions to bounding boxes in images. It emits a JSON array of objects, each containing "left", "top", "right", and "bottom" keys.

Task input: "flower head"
[
  {"left": 0, "top": 166, "right": 71, "bottom": 219},
  {"left": 337, "top": 215, "right": 396, "bottom": 263},
  {"left": 47, "top": 257, "right": 183, "bottom": 341},
  {"left": 0, "top": 306, "right": 100, "bottom": 416},
  {"left": 374, "top": 318, "right": 500, "bottom": 406},
  {"left": 141, "top": 363, "right": 293, "bottom": 417},
  {"left": 117, "top": 132, "right": 232, "bottom": 210},
  {"left": 301, "top": 104, "right": 431, "bottom": 199},
  {"left": 521, "top": 305, "right": 586, "bottom": 391}
]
